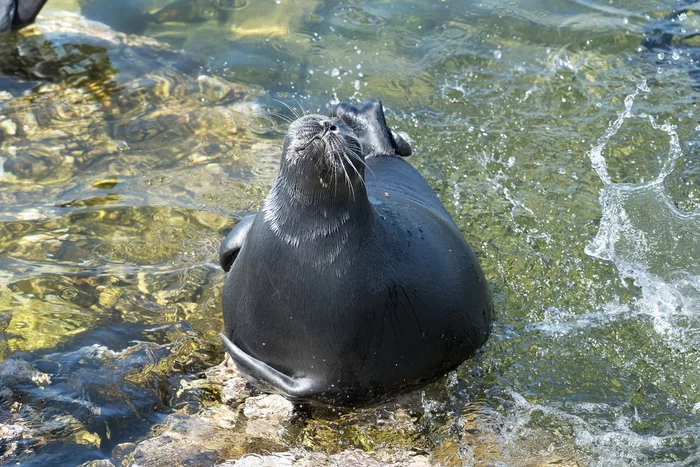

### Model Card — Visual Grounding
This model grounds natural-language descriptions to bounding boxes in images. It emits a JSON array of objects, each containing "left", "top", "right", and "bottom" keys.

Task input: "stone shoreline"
[{"left": 57, "top": 357, "right": 580, "bottom": 467}]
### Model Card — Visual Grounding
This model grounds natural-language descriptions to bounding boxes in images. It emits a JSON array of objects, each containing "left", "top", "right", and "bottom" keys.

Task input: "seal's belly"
[
  {"left": 220, "top": 101, "right": 492, "bottom": 403},
  {"left": 223, "top": 204, "right": 491, "bottom": 393}
]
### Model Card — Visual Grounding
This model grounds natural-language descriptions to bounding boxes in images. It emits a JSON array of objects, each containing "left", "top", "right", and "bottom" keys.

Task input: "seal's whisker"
[
  {"left": 346, "top": 147, "right": 375, "bottom": 179},
  {"left": 267, "top": 111, "right": 295, "bottom": 124},
  {"left": 333, "top": 147, "right": 345, "bottom": 200},
  {"left": 329, "top": 145, "right": 340, "bottom": 199},
  {"left": 273, "top": 98, "right": 301, "bottom": 119},
  {"left": 343, "top": 151, "right": 366, "bottom": 191},
  {"left": 340, "top": 154, "right": 356, "bottom": 202},
  {"left": 329, "top": 137, "right": 355, "bottom": 201},
  {"left": 334, "top": 162, "right": 339, "bottom": 199},
  {"left": 291, "top": 96, "right": 308, "bottom": 117}
]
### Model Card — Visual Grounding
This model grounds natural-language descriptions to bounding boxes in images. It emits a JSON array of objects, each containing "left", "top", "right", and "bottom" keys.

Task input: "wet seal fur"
[{"left": 219, "top": 98, "right": 493, "bottom": 405}]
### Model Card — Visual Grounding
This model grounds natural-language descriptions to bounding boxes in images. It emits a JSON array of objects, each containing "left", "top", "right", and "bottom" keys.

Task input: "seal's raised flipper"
[
  {"left": 219, "top": 214, "right": 256, "bottom": 272},
  {"left": 219, "top": 333, "right": 317, "bottom": 399},
  {"left": 332, "top": 98, "right": 412, "bottom": 158}
]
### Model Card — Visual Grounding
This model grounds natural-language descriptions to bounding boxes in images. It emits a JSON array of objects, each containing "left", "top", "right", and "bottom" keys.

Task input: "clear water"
[{"left": 1, "top": 0, "right": 699, "bottom": 465}]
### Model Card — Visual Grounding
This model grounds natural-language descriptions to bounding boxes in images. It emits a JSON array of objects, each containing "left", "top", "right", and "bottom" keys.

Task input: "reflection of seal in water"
[{"left": 219, "top": 99, "right": 493, "bottom": 405}]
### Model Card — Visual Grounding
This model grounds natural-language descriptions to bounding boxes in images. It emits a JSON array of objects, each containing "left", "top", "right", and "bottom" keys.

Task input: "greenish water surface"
[{"left": 1, "top": 0, "right": 699, "bottom": 465}]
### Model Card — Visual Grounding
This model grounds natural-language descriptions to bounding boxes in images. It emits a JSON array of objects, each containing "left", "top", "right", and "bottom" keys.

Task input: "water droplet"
[{"left": 493, "top": 50, "right": 502, "bottom": 60}]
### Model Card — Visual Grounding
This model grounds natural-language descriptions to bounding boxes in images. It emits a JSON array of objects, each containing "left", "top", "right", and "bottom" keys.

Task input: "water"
[{"left": 1, "top": 0, "right": 699, "bottom": 465}]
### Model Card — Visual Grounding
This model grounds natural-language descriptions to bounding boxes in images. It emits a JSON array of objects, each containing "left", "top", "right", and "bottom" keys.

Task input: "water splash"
[
  {"left": 506, "top": 80, "right": 700, "bottom": 465},
  {"left": 583, "top": 79, "right": 700, "bottom": 350}
]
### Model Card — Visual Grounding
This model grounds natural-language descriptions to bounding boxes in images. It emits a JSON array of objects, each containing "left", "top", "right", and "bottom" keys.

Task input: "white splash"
[{"left": 582, "top": 79, "right": 700, "bottom": 350}]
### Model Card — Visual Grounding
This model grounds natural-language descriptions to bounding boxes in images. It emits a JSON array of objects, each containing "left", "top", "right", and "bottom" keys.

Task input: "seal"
[{"left": 219, "top": 98, "right": 493, "bottom": 405}]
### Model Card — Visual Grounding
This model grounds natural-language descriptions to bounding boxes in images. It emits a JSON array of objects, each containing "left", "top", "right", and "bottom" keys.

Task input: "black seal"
[{"left": 220, "top": 98, "right": 493, "bottom": 405}]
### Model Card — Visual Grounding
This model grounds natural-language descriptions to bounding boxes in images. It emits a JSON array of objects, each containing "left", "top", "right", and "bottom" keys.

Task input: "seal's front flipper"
[
  {"left": 219, "top": 333, "right": 316, "bottom": 399},
  {"left": 219, "top": 214, "right": 256, "bottom": 272}
]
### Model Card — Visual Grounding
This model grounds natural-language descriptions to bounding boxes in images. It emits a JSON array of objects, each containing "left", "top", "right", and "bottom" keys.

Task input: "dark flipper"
[
  {"left": 219, "top": 214, "right": 256, "bottom": 272},
  {"left": 219, "top": 333, "right": 317, "bottom": 398},
  {"left": 332, "top": 98, "right": 412, "bottom": 158}
]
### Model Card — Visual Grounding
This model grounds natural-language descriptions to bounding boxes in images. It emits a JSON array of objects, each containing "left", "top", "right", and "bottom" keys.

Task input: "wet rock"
[
  {"left": 204, "top": 355, "right": 249, "bottom": 405},
  {"left": 219, "top": 447, "right": 433, "bottom": 466},
  {"left": 243, "top": 394, "right": 295, "bottom": 441},
  {"left": 127, "top": 404, "right": 240, "bottom": 467},
  {"left": 111, "top": 442, "right": 137, "bottom": 465},
  {"left": 0, "top": 422, "right": 27, "bottom": 461},
  {"left": 78, "top": 460, "right": 116, "bottom": 467},
  {"left": 243, "top": 394, "right": 294, "bottom": 420},
  {"left": 297, "top": 403, "right": 423, "bottom": 454},
  {"left": 0, "top": 358, "right": 52, "bottom": 399}
]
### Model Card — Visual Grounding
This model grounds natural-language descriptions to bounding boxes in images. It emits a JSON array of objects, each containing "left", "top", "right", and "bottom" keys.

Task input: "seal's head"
[
  {"left": 281, "top": 114, "right": 365, "bottom": 192},
  {"left": 262, "top": 114, "right": 370, "bottom": 246}
]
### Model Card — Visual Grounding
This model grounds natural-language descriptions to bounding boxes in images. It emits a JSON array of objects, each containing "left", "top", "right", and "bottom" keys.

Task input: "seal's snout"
[
  {"left": 286, "top": 115, "right": 359, "bottom": 159},
  {"left": 319, "top": 118, "right": 341, "bottom": 140},
  {"left": 282, "top": 114, "right": 365, "bottom": 189},
  {"left": 287, "top": 115, "right": 343, "bottom": 153}
]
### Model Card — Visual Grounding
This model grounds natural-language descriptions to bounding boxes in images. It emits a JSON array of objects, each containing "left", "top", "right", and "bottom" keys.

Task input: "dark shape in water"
[
  {"left": 642, "top": 2, "right": 700, "bottom": 51},
  {"left": 78, "top": 0, "right": 247, "bottom": 34},
  {"left": 0, "top": 322, "right": 210, "bottom": 465},
  {"left": 151, "top": 0, "right": 248, "bottom": 26},
  {"left": 219, "top": 98, "right": 493, "bottom": 405}
]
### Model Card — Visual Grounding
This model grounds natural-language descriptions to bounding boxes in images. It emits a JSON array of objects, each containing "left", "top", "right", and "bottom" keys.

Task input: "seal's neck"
[{"left": 261, "top": 167, "right": 372, "bottom": 248}]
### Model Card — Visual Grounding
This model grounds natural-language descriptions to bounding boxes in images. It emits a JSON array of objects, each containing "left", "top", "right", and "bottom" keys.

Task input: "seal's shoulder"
[{"left": 366, "top": 156, "right": 454, "bottom": 224}]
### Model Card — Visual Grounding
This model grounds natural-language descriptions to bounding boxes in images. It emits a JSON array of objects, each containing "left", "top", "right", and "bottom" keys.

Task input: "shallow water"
[{"left": 1, "top": 0, "right": 699, "bottom": 465}]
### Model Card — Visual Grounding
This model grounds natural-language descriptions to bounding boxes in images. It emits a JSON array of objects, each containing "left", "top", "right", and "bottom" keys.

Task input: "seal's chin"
[{"left": 284, "top": 114, "right": 364, "bottom": 182}]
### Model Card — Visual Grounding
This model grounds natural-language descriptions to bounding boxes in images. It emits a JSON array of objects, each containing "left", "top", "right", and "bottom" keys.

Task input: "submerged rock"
[{"left": 0, "top": 10, "right": 274, "bottom": 189}]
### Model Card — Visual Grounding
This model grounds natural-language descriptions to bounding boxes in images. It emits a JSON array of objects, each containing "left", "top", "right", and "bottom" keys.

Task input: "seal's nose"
[{"left": 322, "top": 118, "right": 341, "bottom": 136}]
